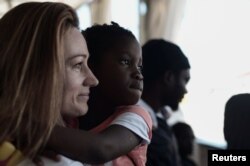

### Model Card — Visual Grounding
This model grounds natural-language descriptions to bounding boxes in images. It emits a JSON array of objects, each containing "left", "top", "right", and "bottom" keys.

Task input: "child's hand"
[{"left": 33, "top": 150, "right": 61, "bottom": 166}]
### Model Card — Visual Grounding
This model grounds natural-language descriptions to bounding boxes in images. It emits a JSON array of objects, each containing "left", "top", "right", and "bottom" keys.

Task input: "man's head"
[
  {"left": 224, "top": 93, "right": 250, "bottom": 149},
  {"left": 142, "top": 39, "right": 190, "bottom": 110}
]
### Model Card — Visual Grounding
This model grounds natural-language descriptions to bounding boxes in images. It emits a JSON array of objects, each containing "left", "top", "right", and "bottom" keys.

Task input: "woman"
[{"left": 0, "top": 2, "right": 98, "bottom": 165}]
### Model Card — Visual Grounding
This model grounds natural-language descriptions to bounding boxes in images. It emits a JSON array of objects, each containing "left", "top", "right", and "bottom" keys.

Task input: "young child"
[
  {"left": 49, "top": 22, "right": 152, "bottom": 166},
  {"left": 172, "top": 122, "right": 196, "bottom": 166}
]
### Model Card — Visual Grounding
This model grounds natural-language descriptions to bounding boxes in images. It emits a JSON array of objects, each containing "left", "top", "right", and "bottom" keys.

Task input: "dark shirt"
[
  {"left": 146, "top": 117, "right": 182, "bottom": 166},
  {"left": 181, "top": 157, "right": 196, "bottom": 166}
]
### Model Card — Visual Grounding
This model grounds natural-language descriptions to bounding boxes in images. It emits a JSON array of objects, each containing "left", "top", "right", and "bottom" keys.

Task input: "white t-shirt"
[
  {"left": 18, "top": 155, "right": 84, "bottom": 166},
  {"left": 85, "top": 110, "right": 151, "bottom": 166},
  {"left": 138, "top": 99, "right": 158, "bottom": 129},
  {"left": 110, "top": 111, "right": 150, "bottom": 144}
]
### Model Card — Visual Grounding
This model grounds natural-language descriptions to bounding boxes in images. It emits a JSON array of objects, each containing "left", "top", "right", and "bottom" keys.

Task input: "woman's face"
[{"left": 61, "top": 27, "right": 98, "bottom": 118}]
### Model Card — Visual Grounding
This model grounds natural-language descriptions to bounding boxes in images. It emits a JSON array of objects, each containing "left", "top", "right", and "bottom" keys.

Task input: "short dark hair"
[
  {"left": 224, "top": 93, "right": 250, "bottom": 149},
  {"left": 82, "top": 21, "right": 136, "bottom": 65},
  {"left": 172, "top": 122, "right": 195, "bottom": 156},
  {"left": 142, "top": 39, "right": 190, "bottom": 84}
]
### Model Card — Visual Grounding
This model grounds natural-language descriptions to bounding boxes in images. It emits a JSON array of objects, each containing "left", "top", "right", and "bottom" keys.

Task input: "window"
[
  {"left": 77, "top": 0, "right": 140, "bottom": 39},
  {"left": 111, "top": 0, "right": 140, "bottom": 39},
  {"left": 177, "top": 0, "right": 250, "bottom": 148},
  {"left": 77, "top": 4, "right": 91, "bottom": 31}
]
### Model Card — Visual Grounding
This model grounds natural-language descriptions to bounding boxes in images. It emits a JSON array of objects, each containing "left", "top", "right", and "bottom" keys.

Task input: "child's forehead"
[
  {"left": 108, "top": 43, "right": 141, "bottom": 56},
  {"left": 111, "top": 37, "right": 140, "bottom": 49},
  {"left": 100, "top": 36, "right": 141, "bottom": 59},
  {"left": 111, "top": 35, "right": 137, "bottom": 44}
]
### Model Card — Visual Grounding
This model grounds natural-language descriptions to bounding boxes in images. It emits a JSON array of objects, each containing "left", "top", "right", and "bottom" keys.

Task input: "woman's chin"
[{"left": 77, "top": 106, "right": 89, "bottom": 117}]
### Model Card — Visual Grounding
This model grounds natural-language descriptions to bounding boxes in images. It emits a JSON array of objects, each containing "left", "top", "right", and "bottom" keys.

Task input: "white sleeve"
[
  {"left": 18, "top": 155, "right": 84, "bottom": 166},
  {"left": 110, "top": 112, "right": 150, "bottom": 144}
]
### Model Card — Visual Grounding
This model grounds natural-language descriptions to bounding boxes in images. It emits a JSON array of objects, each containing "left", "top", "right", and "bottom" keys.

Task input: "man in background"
[{"left": 139, "top": 39, "right": 191, "bottom": 166}]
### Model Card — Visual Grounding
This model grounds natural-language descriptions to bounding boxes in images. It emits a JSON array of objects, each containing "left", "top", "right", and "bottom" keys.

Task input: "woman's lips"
[{"left": 78, "top": 93, "right": 89, "bottom": 100}]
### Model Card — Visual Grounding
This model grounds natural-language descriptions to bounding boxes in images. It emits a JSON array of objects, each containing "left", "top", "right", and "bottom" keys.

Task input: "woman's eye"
[{"left": 73, "top": 62, "right": 83, "bottom": 70}]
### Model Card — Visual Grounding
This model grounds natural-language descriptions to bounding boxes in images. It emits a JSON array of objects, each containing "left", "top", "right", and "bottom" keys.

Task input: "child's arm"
[{"left": 47, "top": 125, "right": 141, "bottom": 164}]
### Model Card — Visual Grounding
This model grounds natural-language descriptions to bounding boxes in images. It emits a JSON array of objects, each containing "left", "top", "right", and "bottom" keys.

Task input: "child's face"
[{"left": 94, "top": 37, "right": 143, "bottom": 106}]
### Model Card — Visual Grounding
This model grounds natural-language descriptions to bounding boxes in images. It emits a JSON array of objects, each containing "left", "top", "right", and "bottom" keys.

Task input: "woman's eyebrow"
[{"left": 66, "top": 54, "right": 88, "bottom": 61}]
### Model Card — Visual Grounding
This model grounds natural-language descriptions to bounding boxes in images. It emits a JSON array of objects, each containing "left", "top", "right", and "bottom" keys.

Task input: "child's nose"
[{"left": 133, "top": 71, "right": 143, "bottom": 80}]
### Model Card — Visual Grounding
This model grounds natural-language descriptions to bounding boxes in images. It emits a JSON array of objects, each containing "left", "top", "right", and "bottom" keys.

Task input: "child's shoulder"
[
  {"left": 116, "top": 104, "right": 146, "bottom": 111},
  {"left": 116, "top": 105, "right": 148, "bottom": 116},
  {"left": 116, "top": 105, "right": 152, "bottom": 130}
]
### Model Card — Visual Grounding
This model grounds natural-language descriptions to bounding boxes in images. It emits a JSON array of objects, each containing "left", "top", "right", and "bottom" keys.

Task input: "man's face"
[{"left": 164, "top": 69, "right": 190, "bottom": 110}]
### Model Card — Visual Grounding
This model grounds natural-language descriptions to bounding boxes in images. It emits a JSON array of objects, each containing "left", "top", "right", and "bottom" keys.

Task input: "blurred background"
[{"left": 1, "top": 0, "right": 250, "bottom": 165}]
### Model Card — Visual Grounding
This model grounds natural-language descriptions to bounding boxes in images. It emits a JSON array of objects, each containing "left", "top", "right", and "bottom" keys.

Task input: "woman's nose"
[{"left": 84, "top": 67, "right": 99, "bottom": 87}]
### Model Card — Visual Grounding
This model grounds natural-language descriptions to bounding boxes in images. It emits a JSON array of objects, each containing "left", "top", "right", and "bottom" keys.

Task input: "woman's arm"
[{"left": 47, "top": 125, "right": 141, "bottom": 164}]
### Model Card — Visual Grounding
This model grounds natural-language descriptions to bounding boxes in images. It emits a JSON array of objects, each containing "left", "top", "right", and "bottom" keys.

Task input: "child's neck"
[{"left": 79, "top": 96, "right": 116, "bottom": 130}]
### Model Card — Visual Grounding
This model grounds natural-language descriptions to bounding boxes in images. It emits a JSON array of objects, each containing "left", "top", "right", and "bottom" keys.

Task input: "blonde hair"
[{"left": 0, "top": 2, "right": 79, "bottom": 158}]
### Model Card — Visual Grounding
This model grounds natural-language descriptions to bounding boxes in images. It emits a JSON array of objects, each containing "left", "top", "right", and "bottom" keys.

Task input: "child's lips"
[{"left": 130, "top": 84, "right": 143, "bottom": 91}]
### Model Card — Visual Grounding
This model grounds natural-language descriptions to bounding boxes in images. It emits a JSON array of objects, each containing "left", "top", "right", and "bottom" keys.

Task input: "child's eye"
[
  {"left": 120, "top": 59, "right": 130, "bottom": 65},
  {"left": 138, "top": 65, "right": 143, "bottom": 72}
]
